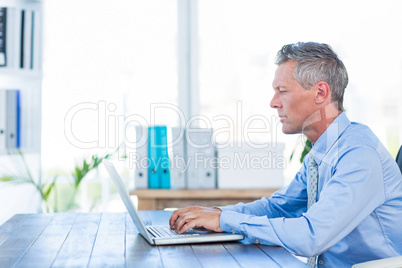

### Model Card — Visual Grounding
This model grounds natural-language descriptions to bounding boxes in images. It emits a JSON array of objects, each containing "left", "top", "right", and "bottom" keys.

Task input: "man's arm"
[
  {"left": 170, "top": 162, "right": 309, "bottom": 234},
  {"left": 219, "top": 147, "right": 385, "bottom": 257}
]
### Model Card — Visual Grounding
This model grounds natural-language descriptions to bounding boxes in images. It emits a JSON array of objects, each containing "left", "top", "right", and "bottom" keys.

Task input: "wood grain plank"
[
  {"left": 258, "top": 245, "right": 307, "bottom": 267},
  {"left": 0, "top": 214, "right": 31, "bottom": 246},
  {"left": 13, "top": 213, "right": 79, "bottom": 268},
  {"left": 0, "top": 214, "right": 53, "bottom": 267},
  {"left": 223, "top": 242, "right": 281, "bottom": 267},
  {"left": 50, "top": 213, "right": 102, "bottom": 267},
  {"left": 158, "top": 245, "right": 201, "bottom": 268},
  {"left": 0, "top": 249, "right": 27, "bottom": 267},
  {"left": 87, "top": 213, "right": 126, "bottom": 268},
  {"left": 125, "top": 212, "right": 163, "bottom": 267},
  {"left": 190, "top": 243, "right": 241, "bottom": 268},
  {"left": 0, "top": 212, "right": 306, "bottom": 267}
]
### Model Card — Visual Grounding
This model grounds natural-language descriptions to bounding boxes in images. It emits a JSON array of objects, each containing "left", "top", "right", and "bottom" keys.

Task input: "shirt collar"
[{"left": 309, "top": 112, "right": 351, "bottom": 165}]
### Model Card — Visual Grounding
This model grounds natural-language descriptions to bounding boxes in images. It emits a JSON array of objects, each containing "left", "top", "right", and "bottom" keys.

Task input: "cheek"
[
  {"left": 283, "top": 98, "right": 300, "bottom": 114},
  {"left": 287, "top": 102, "right": 309, "bottom": 123}
]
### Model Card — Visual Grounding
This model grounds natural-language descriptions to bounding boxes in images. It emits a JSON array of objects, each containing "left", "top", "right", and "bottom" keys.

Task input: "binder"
[
  {"left": 19, "top": 9, "right": 26, "bottom": 69},
  {"left": 4, "top": 8, "right": 39, "bottom": 70},
  {"left": 134, "top": 126, "right": 148, "bottom": 189},
  {"left": 21, "top": 10, "right": 33, "bottom": 70},
  {"left": 169, "top": 127, "right": 186, "bottom": 189},
  {"left": 148, "top": 126, "right": 159, "bottom": 189},
  {"left": 5, "top": 8, "right": 20, "bottom": 69},
  {"left": 31, "top": 9, "right": 40, "bottom": 70},
  {"left": 6, "top": 90, "right": 21, "bottom": 149},
  {"left": 186, "top": 128, "right": 217, "bottom": 189},
  {"left": 0, "top": 89, "right": 6, "bottom": 149},
  {"left": 0, "top": 8, "right": 6, "bottom": 66},
  {"left": 148, "top": 126, "right": 171, "bottom": 189},
  {"left": 158, "top": 126, "right": 170, "bottom": 189}
]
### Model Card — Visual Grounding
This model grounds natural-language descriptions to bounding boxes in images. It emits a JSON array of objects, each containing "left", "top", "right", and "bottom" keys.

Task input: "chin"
[
  {"left": 281, "top": 125, "right": 299, "bottom": 135},
  {"left": 281, "top": 126, "right": 291, "bottom": 134},
  {"left": 282, "top": 129, "right": 293, "bottom": 134}
]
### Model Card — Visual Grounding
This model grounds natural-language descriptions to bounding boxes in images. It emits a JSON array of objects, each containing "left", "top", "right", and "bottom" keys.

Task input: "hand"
[{"left": 169, "top": 206, "right": 223, "bottom": 234}]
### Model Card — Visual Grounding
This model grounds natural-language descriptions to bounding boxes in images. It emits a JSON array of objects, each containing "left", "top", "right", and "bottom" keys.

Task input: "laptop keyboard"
[{"left": 147, "top": 226, "right": 200, "bottom": 238}]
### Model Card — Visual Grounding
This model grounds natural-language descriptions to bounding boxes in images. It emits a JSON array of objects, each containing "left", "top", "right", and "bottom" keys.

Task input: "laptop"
[{"left": 103, "top": 160, "right": 244, "bottom": 245}]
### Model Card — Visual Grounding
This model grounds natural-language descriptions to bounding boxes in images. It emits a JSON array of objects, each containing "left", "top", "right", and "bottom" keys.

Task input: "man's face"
[{"left": 271, "top": 61, "right": 317, "bottom": 134}]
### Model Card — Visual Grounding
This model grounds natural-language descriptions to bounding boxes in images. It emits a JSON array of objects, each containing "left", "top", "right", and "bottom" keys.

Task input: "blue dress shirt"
[{"left": 219, "top": 112, "right": 402, "bottom": 267}]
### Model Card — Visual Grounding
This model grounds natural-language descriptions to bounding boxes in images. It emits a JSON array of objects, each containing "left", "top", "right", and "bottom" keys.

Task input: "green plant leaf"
[
  {"left": 0, "top": 177, "right": 14, "bottom": 182},
  {"left": 41, "top": 176, "right": 58, "bottom": 201},
  {"left": 289, "top": 151, "right": 295, "bottom": 162},
  {"left": 300, "top": 140, "right": 312, "bottom": 163},
  {"left": 0, "top": 174, "right": 31, "bottom": 185}
]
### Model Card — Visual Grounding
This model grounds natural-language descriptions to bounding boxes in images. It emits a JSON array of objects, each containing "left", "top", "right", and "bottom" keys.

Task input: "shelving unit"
[
  {"left": 0, "top": 0, "right": 42, "bottom": 154},
  {"left": 0, "top": 0, "right": 42, "bottom": 223}
]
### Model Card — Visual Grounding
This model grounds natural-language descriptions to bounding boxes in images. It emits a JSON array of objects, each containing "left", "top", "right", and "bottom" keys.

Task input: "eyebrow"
[{"left": 272, "top": 83, "right": 286, "bottom": 90}]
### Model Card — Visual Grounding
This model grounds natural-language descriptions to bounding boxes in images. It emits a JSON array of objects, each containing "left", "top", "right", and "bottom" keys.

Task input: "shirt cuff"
[
  {"left": 219, "top": 211, "right": 246, "bottom": 233},
  {"left": 219, "top": 211, "right": 277, "bottom": 246}
]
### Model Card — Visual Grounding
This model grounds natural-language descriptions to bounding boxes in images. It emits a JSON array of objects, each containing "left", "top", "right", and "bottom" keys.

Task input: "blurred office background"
[{"left": 0, "top": 0, "right": 401, "bottom": 223}]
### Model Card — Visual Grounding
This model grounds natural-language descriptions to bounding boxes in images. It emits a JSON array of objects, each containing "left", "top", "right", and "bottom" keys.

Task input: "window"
[{"left": 42, "top": 0, "right": 178, "bottom": 172}]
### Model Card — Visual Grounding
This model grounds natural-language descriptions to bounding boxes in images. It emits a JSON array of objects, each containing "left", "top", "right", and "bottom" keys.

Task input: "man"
[{"left": 169, "top": 42, "right": 402, "bottom": 267}]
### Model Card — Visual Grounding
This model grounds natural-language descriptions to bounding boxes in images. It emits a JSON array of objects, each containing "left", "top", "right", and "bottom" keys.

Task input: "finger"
[
  {"left": 173, "top": 214, "right": 187, "bottom": 232},
  {"left": 174, "top": 212, "right": 197, "bottom": 232},
  {"left": 169, "top": 207, "right": 192, "bottom": 228},
  {"left": 169, "top": 211, "right": 180, "bottom": 228},
  {"left": 177, "top": 218, "right": 198, "bottom": 234},
  {"left": 169, "top": 207, "right": 189, "bottom": 227}
]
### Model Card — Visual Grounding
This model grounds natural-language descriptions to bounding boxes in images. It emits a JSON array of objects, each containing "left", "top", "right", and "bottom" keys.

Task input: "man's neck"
[{"left": 304, "top": 106, "right": 342, "bottom": 144}]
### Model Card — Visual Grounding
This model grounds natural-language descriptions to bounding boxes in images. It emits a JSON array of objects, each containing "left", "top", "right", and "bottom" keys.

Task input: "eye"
[{"left": 279, "top": 90, "right": 286, "bottom": 94}]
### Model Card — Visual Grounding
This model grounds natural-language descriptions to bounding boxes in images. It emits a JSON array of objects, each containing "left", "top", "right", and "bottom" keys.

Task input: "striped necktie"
[{"left": 307, "top": 155, "right": 319, "bottom": 268}]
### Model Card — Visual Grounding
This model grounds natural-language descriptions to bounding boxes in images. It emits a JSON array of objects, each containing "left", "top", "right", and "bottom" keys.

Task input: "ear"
[{"left": 315, "top": 81, "right": 330, "bottom": 105}]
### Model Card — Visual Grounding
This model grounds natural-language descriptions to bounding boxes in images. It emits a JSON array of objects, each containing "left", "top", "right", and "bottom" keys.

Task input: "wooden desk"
[
  {"left": 130, "top": 189, "right": 279, "bottom": 210},
  {"left": 0, "top": 211, "right": 306, "bottom": 267}
]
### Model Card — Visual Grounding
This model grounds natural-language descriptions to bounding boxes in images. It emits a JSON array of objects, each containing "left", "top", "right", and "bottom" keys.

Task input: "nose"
[{"left": 270, "top": 93, "right": 281, "bottom": 109}]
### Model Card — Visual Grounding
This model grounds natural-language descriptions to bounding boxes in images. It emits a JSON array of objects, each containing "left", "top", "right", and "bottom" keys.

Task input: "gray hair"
[{"left": 275, "top": 42, "right": 348, "bottom": 111}]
